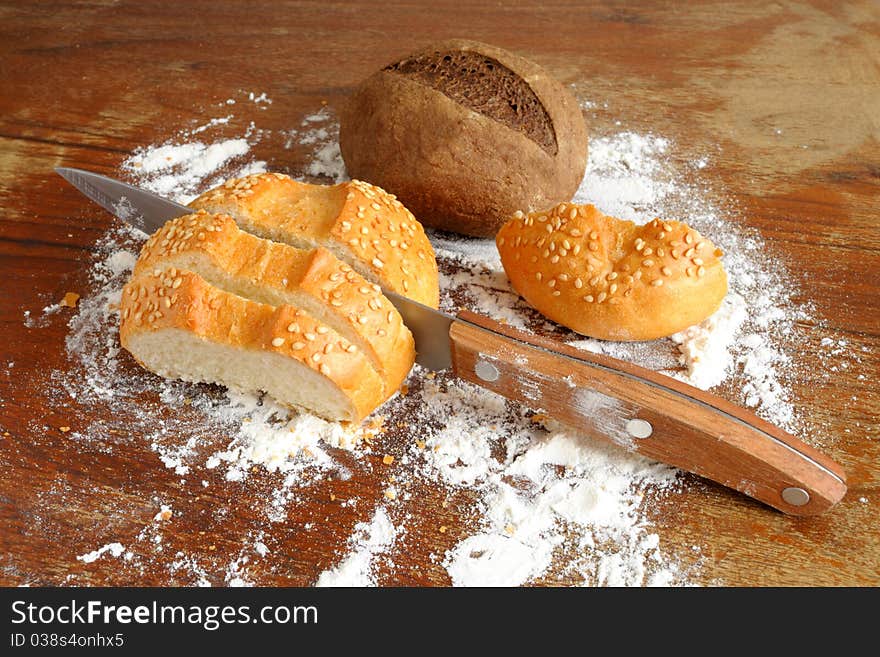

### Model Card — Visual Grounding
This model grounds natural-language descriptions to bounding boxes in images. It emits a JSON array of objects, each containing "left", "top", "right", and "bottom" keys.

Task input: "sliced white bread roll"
[
  {"left": 133, "top": 211, "right": 414, "bottom": 400},
  {"left": 188, "top": 173, "right": 440, "bottom": 308},
  {"left": 119, "top": 268, "right": 386, "bottom": 423}
]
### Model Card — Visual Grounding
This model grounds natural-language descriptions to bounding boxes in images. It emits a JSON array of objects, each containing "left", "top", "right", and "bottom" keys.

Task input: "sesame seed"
[
  {"left": 663, "top": 224, "right": 672, "bottom": 232},
  {"left": 304, "top": 333, "right": 316, "bottom": 341},
  {"left": 662, "top": 266, "right": 672, "bottom": 276},
  {"left": 588, "top": 242, "right": 599, "bottom": 252},
  {"left": 657, "top": 248, "right": 665, "bottom": 257},
  {"left": 693, "top": 258, "right": 704, "bottom": 266},
  {"left": 291, "top": 341, "right": 305, "bottom": 350},
  {"left": 570, "top": 229, "right": 582, "bottom": 237},
  {"left": 330, "top": 299, "right": 343, "bottom": 307},
  {"left": 324, "top": 344, "right": 333, "bottom": 354},
  {"left": 597, "top": 292, "right": 607, "bottom": 303},
  {"left": 320, "top": 364, "right": 331, "bottom": 376},
  {"left": 607, "top": 272, "right": 618, "bottom": 281},
  {"left": 698, "top": 266, "right": 706, "bottom": 277},
  {"left": 550, "top": 255, "right": 560, "bottom": 264},
  {"left": 172, "top": 278, "right": 182, "bottom": 289},
  {"left": 609, "top": 283, "right": 618, "bottom": 294},
  {"left": 359, "top": 316, "right": 369, "bottom": 324},
  {"left": 316, "top": 326, "right": 329, "bottom": 334},
  {"left": 548, "top": 279, "right": 556, "bottom": 288},
  {"left": 558, "top": 273, "right": 569, "bottom": 281},
  {"left": 552, "top": 290, "right": 561, "bottom": 297},
  {"left": 572, "top": 244, "right": 581, "bottom": 255},
  {"left": 569, "top": 208, "right": 578, "bottom": 220},
  {"left": 346, "top": 344, "right": 357, "bottom": 353},
  {"left": 372, "top": 257, "right": 384, "bottom": 269},
  {"left": 643, "top": 247, "right": 653, "bottom": 256},
  {"left": 685, "top": 233, "right": 694, "bottom": 244},
  {"left": 163, "top": 297, "right": 171, "bottom": 308},
  {"left": 311, "top": 353, "right": 321, "bottom": 362},
  {"left": 272, "top": 337, "right": 285, "bottom": 347},
  {"left": 642, "top": 259, "right": 654, "bottom": 267},
  {"left": 371, "top": 202, "right": 381, "bottom": 211},
  {"left": 536, "top": 272, "right": 543, "bottom": 281},
  {"left": 574, "top": 277, "right": 583, "bottom": 289},
  {"left": 589, "top": 231, "right": 599, "bottom": 240},
  {"left": 584, "top": 295, "right": 594, "bottom": 303},
  {"left": 651, "top": 279, "right": 664, "bottom": 287}
]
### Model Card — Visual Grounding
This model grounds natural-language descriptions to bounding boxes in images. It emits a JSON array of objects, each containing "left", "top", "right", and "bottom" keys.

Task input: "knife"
[{"left": 56, "top": 166, "right": 847, "bottom": 515}]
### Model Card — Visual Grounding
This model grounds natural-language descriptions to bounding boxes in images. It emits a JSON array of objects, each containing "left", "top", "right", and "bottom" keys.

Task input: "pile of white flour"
[{"left": 50, "top": 94, "right": 815, "bottom": 586}]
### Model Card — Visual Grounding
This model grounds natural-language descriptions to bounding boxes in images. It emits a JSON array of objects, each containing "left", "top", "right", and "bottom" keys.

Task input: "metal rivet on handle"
[
  {"left": 625, "top": 418, "right": 653, "bottom": 439},
  {"left": 474, "top": 359, "right": 500, "bottom": 383},
  {"left": 781, "top": 487, "right": 810, "bottom": 507}
]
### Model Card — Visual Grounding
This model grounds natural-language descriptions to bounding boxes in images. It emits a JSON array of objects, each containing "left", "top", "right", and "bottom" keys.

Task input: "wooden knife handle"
[{"left": 449, "top": 310, "right": 847, "bottom": 516}]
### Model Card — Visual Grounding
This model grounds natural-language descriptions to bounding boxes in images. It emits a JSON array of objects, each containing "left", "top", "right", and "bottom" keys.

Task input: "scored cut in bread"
[
  {"left": 120, "top": 269, "right": 386, "bottom": 423},
  {"left": 188, "top": 172, "right": 440, "bottom": 308},
  {"left": 134, "top": 211, "right": 414, "bottom": 399},
  {"left": 496, "top": 203, "right": 728, "bottom": 341}
]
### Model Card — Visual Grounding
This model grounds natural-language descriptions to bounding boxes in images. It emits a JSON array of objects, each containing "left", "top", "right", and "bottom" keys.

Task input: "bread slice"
[
  {"left": 133, "top": 211, "right": 414, "bottom": 399},
  {"left": 187, "top": 173, "right": 440, "bottom": 308},
  {"left": 120, "top": 269, "right": 385, "bottom": 423}
]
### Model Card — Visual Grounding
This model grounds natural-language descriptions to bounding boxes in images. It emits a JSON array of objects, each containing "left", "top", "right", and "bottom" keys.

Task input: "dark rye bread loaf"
[{"left": 339, "top": 39, "right": 588, "bottom": 237}]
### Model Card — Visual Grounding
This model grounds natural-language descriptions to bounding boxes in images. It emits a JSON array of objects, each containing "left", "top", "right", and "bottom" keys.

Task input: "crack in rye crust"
[{"left": 385, "top": 50, "right": 558, "bottom": 156}]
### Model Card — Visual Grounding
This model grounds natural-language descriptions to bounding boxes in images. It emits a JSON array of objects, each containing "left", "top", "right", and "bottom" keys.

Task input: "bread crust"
[
  {"left": 119, "top": 268, "right": 386, "bottom": 422},
  {"left": 497, "top": 203, "right": 728, "bottom": 341},
  {"left": 133, "top": 211, "right": 415, "bottom": 399},
  {"left": 188, "top": 173, "right": 439, "bottom": 308},
  {"left": 339, "top": 39, "right": 588, "bottom": 237}
]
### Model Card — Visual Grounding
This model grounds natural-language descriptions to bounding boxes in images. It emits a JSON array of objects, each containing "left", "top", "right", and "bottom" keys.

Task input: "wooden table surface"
[{"left": 1, "top": 0, "right": 878, "bottom": 587}]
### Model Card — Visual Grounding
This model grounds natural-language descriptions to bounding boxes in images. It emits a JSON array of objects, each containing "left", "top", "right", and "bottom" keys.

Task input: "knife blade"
[
  {"left": 56, "top": 166, "right": 847, "bottom": 515},
  {"left": 56, "top": 167, "right": 191, "bottom": 234}
]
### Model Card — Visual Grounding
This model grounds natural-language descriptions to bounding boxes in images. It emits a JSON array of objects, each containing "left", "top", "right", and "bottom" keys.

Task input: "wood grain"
[{"left": 1, "top": 0, "right": 878, "bottom": 586}]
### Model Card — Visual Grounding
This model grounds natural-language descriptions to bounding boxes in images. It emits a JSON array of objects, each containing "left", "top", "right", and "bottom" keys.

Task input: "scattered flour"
[
  {"left": 315, "top": 507, "right": 397, "bottom": 586},
  {"left": 47, "top": 99, "right": 819, "bottom": 587},
  {"left": 77, "top": 542, "right": 125, "bottom": 564}
]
